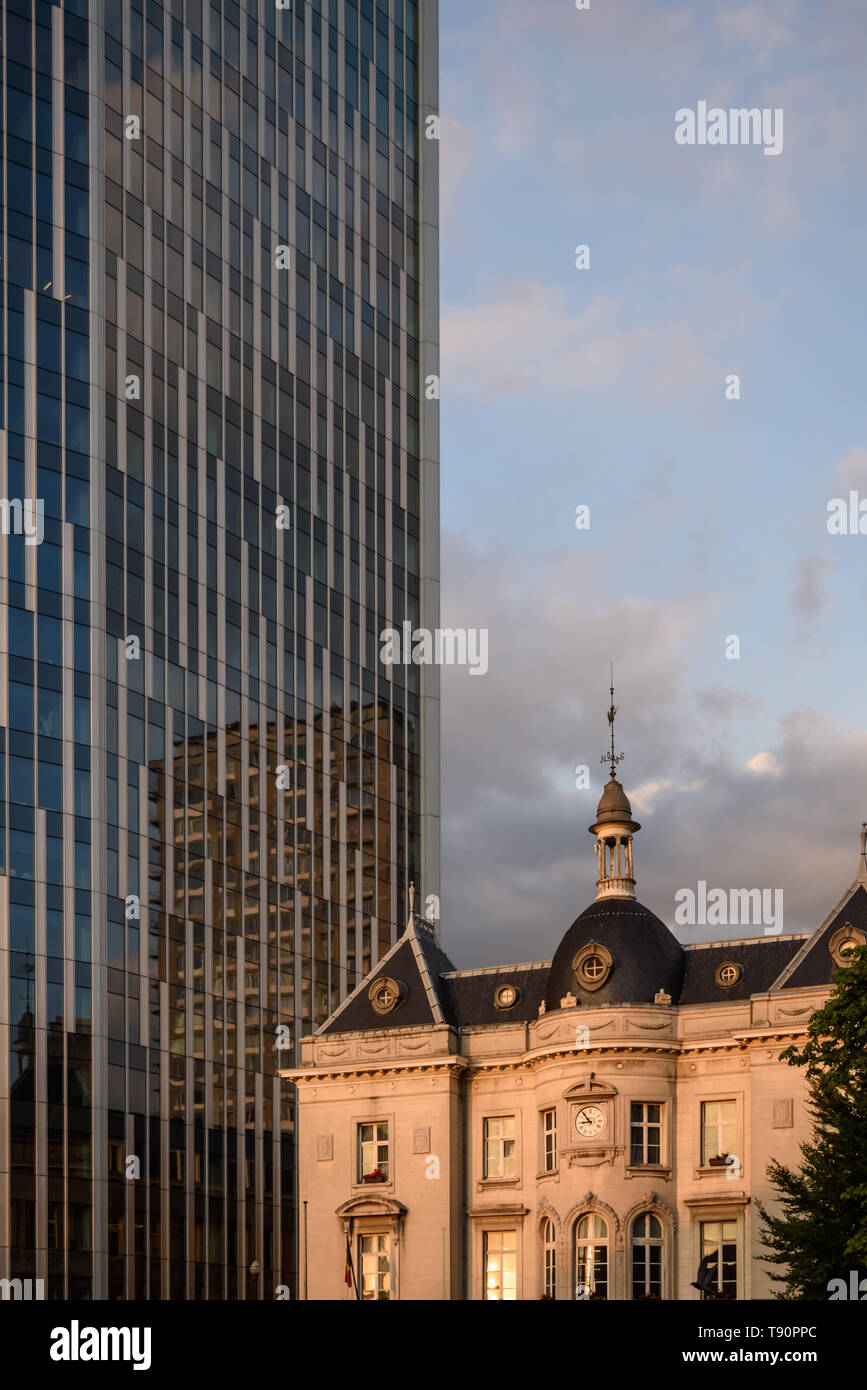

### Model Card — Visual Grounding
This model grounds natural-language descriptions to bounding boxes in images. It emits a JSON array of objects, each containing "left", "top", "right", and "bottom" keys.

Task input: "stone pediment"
[
  {"left": 563, "top": 1076, "right": 618, "bottom": 1102},
  {"left": 336, "top": 1195, "right": 407, "bottom": 1219}
]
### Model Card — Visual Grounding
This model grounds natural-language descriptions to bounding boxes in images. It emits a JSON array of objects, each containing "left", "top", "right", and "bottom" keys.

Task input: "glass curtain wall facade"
[{"left": 1, "top": 0, "right": 440, "bottom": 1299}]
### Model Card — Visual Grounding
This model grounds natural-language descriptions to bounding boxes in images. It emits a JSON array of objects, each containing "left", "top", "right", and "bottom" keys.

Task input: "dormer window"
[
  {"left": 494, "top": 983, "right": 519, "bottom": 1010},
  {"left": 829, "top": 925, "right": 865, "bottom": 968},
  {"left": 572, "top": 941, "right": 613, "bottom": 991},
  {"left": 369, "top": 976, "right": 405, "bottom": 1015}
]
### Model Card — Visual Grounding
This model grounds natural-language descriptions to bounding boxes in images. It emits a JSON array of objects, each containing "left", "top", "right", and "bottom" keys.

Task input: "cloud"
[
  {"left": 438, "top": 113, "right": 477, "bottom": 238},
  {"left": 714, "top": 3, "right": 800, "bottom": 63},
  {"left": 746, "top": 751, "right": 782, "bottom": 777},
  {"left": 789, "top": 554, "right": 833, "bottom": 630},
  {"left": 630, "top": 777, "right": 707, "bottom": 813},
  {"left": 439, "top": 532, "right": 867, "bottom": 968},
  {"left": 441, "top": 279, "right": 716, "bottom": 403},
  {"left": 833, "top": 447, "right": 867, "bottom": 493}
]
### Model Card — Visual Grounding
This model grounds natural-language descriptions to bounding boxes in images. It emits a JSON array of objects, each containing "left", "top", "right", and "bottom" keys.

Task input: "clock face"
[{"left": 575, "top": 1105, "right": 606, "bottom": 1138}]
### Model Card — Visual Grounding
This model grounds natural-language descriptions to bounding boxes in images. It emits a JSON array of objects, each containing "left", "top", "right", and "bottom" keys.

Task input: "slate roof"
[
  {"left": 440, "top": 962, "right": 550, "bottom": 1026},
  {"left": 679, "top": 936, "right": 807, "bottom": 1005},
  {"left": 545, "top": 898, "right": 685, "bottom": 1010},
  {"left": 314, "top": 878, "right": 866, "bottom": 1037},
  {"left": 318, "top": 918, "right": 458, "bottom": 1035},
  {"left": 775, "top": 883, "right": 867, "bottom": 990}
]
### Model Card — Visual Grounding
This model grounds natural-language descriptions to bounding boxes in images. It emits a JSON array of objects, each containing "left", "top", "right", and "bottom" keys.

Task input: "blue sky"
[{"left": 436, "top": 0, "right": 867, "bottom": 966}]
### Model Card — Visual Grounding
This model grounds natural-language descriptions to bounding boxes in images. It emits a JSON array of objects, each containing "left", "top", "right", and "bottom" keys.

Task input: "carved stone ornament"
[
  {"left": 572, "top": 940, "right": 613, "bottom": 992},
  {"left": 368, "top": 976, "right": 406, "bottom": 1015}
]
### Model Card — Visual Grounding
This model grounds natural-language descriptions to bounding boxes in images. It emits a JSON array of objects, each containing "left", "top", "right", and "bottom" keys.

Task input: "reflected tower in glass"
[{"left": 1, "top": 0, "right": 440, "bottom": 1299}]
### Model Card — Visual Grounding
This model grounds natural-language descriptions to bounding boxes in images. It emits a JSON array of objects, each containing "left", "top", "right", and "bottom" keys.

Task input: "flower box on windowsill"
[
  {"left": 362, "top": 1170, "right": 386, "bottom": 1183},
  {"left": 707, "top": 1154, "right": 730, "bottom": 1168}
]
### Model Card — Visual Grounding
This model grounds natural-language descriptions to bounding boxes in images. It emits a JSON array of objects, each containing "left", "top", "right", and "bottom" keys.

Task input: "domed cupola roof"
[
  {"left": 545, "top": 898, "right": 685, "bottom": 1011},
  {"left": 591, "top": 777, "right": 640, "bottom": 830},
  {"left": 543, "top": 671, "right": 684, "bottom": 1010}
]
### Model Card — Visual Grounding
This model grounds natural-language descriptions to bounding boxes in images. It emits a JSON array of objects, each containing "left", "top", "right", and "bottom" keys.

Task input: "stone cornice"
[
  {"left": 466, "top": 1203, "right": 530, "bottom": 1221},
  {"left": 684, "top": 1191, "right": 751, "bottom": 1210},
  {"left": 730, "top": 1027, "right": 811, "bottom": 1042},
  {"left": 283, "top": 1026, "right": 814, "bottom": 1084},
  {"left": 280, "top": 1057, "right": 468, "bottom": 1083}
]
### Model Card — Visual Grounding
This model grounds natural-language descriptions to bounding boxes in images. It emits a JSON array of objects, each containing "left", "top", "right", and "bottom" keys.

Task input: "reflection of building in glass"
[{"left": 2, "top": 0, "right": 439, "bottom": 1299}]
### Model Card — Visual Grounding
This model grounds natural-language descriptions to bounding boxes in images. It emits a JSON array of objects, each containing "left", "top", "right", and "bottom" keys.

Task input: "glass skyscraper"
[{"left": 1, "top": 0, "right": 440, "bottom": 1299}]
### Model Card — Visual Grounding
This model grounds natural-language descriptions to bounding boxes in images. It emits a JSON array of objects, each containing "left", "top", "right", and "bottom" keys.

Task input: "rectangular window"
[
  {"left": 542, "top": 1109, "right": 557, "bottom": 1173},
  {"left": 484, "top": 1116, "right": 516, "bottom": 1179},
  {"left": 358, "top": 1233, "right": 391, "bottom": 1300},
  {"left": 484, "top": 1230, "right": 517, "bottom": 1301},
  {"left": 630, "top": 1102, "right": 662, "bottom": 1165},
  {"left": 701, "top": 1100, "right": 737, "bottom": 1165},
  {"left": 700, "top": 1220, "right": 737, "bottom": 1299},
  {"left": 357, "top": 1121, "right": 389, "bottom": 1181}
]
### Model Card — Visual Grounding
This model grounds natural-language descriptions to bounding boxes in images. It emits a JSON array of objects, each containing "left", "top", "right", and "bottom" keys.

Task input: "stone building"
[{"left": 283, "top": 712, "right": 867, "bottom": 1300}]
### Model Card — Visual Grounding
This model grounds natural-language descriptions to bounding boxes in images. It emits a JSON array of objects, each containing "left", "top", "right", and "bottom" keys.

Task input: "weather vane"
[{"left": 601, "top": 663, "right": 625, "bottom": 780}]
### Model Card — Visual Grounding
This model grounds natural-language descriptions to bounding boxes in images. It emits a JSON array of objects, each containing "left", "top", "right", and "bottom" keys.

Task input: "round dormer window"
[
  {"left": 829, "top": 925, "right": 866, "bottom": 968},
  {"left": 572, "top": 941, "right": 613, "bottom": 992},
  {"left": 494, "top": 983, "right": 520, "bottom": 1010},
  {"left": 368, "top": 976, "right": 405, "bottom": 1015}
]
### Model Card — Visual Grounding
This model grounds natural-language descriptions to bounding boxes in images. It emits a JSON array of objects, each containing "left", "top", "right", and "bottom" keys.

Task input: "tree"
[{"left": 756, "top": 943, "right": 867, "bottom": 1298}]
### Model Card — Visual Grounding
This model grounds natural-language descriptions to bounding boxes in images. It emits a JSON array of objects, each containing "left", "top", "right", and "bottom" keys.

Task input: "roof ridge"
[
  {"left": 683, "top": 934, "right": 810, "bottom": 951},
  {"left": 769, "top": 880, "right": 867, "bottom": 991},
  {"left": 440, "top": 961, "right": 552, "bottom": 978}
]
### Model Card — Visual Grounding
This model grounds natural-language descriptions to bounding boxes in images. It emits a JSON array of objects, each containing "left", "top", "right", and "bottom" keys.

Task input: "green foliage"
[{"left": 756, "top": 942, "right": 867, "bottom": 1298}]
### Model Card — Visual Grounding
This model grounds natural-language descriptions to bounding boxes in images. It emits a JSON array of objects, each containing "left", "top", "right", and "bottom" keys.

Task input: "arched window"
[
  {"left": 542, "top": 1218, "right": 556, "bottom": 1299},
  {"left": 575, "top": 1214, "right": 608, "bottom": 1300},
  {"left": 632, "top": 1212, "right": 663, "bottom": 1299}
]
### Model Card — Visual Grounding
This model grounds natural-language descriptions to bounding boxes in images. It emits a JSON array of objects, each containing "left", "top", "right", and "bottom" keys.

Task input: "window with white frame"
[
  {"left": 358, "top": 1233, "right": 391, "bottom": 1300},
  {"left": 701, "top": 1100, "right": 736, "bottom": 1165},
  {"left": 542, "top": 1108, "right": 557, "bottom": 1172},
  {"left": 575, "top": 1214, "right": 608, "bottom": 1300},
  {"left": 542, "top": 1218, "right": 557, "bottom": 1298},
  {"left": 357, "top": 1121, "right": 389, "bottom": 1181},
  {"left": 630, "top": 1102, "right": 662, "bottom": 1165},
  {"left": 631, "top": 1212, "right": 663, "bottom": 1299},
  {"left": 484, "top": 1229, "right": 517, "bottom": 1300},
  {"left": 484, "top": 1115, "right": 517, "bottom": 1178}
]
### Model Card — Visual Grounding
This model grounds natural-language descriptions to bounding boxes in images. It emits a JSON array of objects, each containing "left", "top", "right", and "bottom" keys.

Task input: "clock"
[{"left": 574, "top": 1105, "right": 606, "bottom": 1138}]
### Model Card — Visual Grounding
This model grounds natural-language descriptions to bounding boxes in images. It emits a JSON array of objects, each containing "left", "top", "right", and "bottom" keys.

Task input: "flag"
[{"left": 345, "top": 1234, "right": 358, "bottom": 1296}]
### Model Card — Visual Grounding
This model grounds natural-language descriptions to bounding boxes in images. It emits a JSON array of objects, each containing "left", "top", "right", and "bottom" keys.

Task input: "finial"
[
  {"left": 600, "top": 663, "right": 625, "bottom": 781},
  {"left": 859, "top": 825, "right": 867, "bottom": 886},
  {"left": 408, "top": 880, "right": 415, "bottom": 917}
]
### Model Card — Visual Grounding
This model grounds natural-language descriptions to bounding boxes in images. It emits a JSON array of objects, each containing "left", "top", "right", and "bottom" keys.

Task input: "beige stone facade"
[{"left": 283, "top": 785, "right": 867, "bottom": 1301}]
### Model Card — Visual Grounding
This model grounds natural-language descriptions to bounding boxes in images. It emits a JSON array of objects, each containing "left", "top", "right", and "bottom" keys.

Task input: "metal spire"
[{"left": 601, "top": 663, "right": 625, "bottom": 781}]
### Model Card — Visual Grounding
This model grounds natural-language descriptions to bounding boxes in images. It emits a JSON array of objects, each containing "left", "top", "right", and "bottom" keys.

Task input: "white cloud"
[
  {"left": 441, "top": 279, "right": 715, "bottom": 403},
  {"left": 630, "top": 777, "right": 707, "bottom": 813},
  {"left": 714, "top": 2, "right": 800, "bottom": 63},
  {"left": 438, "top": 113, "right": 477, "bottom": 238},
  {"left": 746, "top": 751, "right": 782, "bottom": 777},
  {"left": 833, "top": 447, "right": 867, "bottom": 492}
]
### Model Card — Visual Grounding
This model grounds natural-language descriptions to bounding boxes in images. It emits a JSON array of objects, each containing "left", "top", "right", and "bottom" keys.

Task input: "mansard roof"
[
  {"left": 312, "top": 877, "right": 864, "bottom": 1038},
  {"left": 679, "top": 935, "right": 808, "bottom": 1005},
  {"left": 317, "top": 916, "right": 457, "bottom": 1035},
  {"left": 772, "top": 882, "right": 867, "bottom": 991},
  {"left": 439, "top": 961, "right": 550, "bottom": 1026}
]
